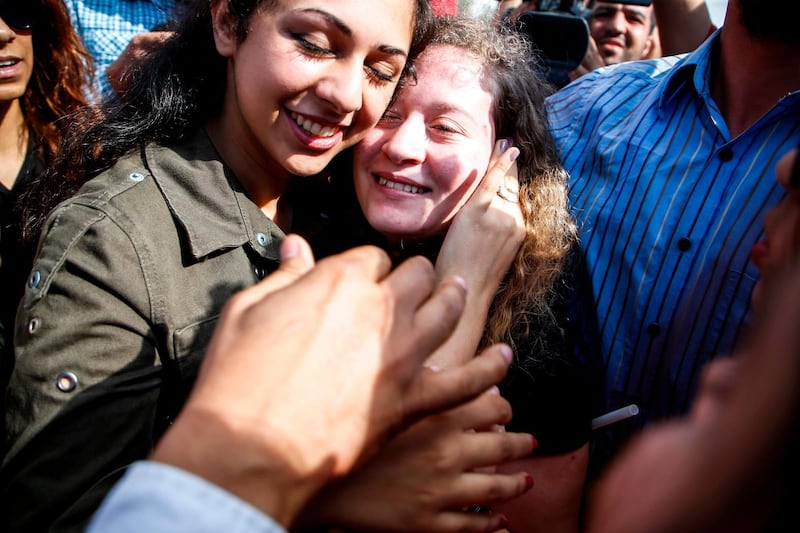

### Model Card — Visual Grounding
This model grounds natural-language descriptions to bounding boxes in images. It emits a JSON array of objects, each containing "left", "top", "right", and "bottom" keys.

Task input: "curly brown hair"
[
  {"left": 427, "top": 16, "right": 578, "bottom": 354},
  {"left": 23, "top": 0, "right": 93, "bottom": 162}
]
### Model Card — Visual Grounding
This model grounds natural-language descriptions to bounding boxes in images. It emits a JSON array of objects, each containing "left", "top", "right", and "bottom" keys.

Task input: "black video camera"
[{"left": 512, "top": 0, "right": 653, "bottom": 88}]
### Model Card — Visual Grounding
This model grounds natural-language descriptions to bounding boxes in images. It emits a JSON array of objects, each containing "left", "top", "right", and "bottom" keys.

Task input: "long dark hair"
[
  {"left": 22, "top": 0, "right": 433, "bottom": 244},
  {"left": 24, "top": 0, "right": 93, "bottom": 162}
]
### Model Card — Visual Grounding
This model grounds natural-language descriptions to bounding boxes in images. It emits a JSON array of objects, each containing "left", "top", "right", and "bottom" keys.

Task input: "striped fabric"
[
  {"left": 547, "top": 32, "right": 800, "bottom": 450},
  {"left": 66, "top": 0, "right": 176, "bottom": 97}
]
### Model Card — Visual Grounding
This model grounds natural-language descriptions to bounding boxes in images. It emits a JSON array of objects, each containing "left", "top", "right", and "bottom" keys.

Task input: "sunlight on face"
[
  {"left": 208, "top": 0, "right": 415, "bottom": 205},
  {"left": 352, "top": 44, "right": 496, "bottom": 243}
]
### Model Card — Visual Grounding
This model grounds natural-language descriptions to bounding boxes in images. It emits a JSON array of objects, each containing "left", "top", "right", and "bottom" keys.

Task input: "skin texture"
[
  {"left": 207, "top": 0, "right": 414, "bottom": 220},
  {"left": 588, "top": 2, "right": 654, "bottom": 65},
  {"left": 353, "top": 44, "right": 496, "bottom": 244},
  {"left": 0, "top": 17, "right": 33, "bottom": 190},
  {"left": 153, "top": 237, "right": 536, "bottom": 529}
]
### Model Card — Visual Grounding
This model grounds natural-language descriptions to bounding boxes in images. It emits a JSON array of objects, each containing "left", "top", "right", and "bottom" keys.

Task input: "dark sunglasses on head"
[{"left": 0, "top": 1, "right": 34, "bottom": 31}]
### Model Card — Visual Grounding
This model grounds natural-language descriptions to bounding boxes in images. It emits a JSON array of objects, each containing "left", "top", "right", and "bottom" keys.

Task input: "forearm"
[
  {"left": 654, "top": 0, "right": 713, "bottom": 55},
  {"left": 152, "top": 406, "right": 330, "bottom": 528}
]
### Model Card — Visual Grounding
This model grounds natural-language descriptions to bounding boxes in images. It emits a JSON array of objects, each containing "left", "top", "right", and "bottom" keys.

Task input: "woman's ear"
[{"left": 211, "top": 0, "right": 238, "bottom": 58}]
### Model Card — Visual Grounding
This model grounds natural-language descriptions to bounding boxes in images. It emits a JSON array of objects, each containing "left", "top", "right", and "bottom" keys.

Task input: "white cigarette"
[{"left": 591, "top": 404, "right": 639, "bottom": 430}]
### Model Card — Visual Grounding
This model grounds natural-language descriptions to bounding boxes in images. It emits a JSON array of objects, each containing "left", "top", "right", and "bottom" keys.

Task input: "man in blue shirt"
[
  {"left": 547, "top": 0, "right": 800, "bottom": 470},
  {"left": 65, "top": 0, "right": 177, "bottom": 96}
]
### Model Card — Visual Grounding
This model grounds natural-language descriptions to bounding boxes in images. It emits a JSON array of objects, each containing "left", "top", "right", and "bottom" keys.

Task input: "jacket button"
[
  {"left": 646, "top": 323, "right": 661, "bottom": 337},
  {"left": 128, "top": 172, "right": 145, "bottom": 182},
  {"left": 677, "top": 238, "right": 691, "bottom": 252},
  {"left": 28, "top": 270, "right": 42, "bottom": 288},
  {"left": 27, "top": 318, "right": 41, "bottom": 334},
  {"left": 56, "top": 371, "right": 78, "bottom": 393},
  {"left": 255, "top": 232, "right": 269, "bottom": 247}
]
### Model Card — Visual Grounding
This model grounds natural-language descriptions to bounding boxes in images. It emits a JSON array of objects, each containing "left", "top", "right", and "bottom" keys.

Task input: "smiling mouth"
[
  {"left": 0, "top": 59, "right": 19, "bottom": 68},
  {"left": 291, "top": 111, "right": 338, "bottom": 138},
  {"left": 377, "top": 176, "right": 428, "bottom": 194}
]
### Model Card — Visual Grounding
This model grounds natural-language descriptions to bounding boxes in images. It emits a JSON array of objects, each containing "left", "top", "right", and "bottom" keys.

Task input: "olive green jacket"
[{"left": 1, "top": 129, "right": 284, "bottom": 532}]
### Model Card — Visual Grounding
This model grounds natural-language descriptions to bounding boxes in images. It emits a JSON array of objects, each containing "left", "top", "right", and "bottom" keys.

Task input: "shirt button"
[
  {"left": 718, "top": 148, "right": 734, "bottom": 162},
  {"left": 255, "top": 232, "right": 269, "bottom": 247},
  {"left": 677, "top": 238, "right": 691, "bottom": 252},
  {"left": 646, "top": 323, "right": 661, "bottom": 337},
  {"left": 56, "top": 371, "right": 78, "bottom": 393},
  {"left": 27, "top": 318, "right": 41, "bottom": 334},
  {"left": 128, "top": 172, "right": 145, "bottom": 182},
  {"left": 28, "top": 270, "right": 42, "bottom": 288}
]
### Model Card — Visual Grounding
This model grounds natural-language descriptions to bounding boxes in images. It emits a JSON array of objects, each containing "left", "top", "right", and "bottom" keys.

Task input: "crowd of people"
[{"left": 0, "top": 0, "right": 797, "bottom": 532}]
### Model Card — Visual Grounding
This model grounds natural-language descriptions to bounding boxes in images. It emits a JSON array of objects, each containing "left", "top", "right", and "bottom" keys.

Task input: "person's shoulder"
[{"left": 564, "top": 55, "right": 686, "bottom": 95}]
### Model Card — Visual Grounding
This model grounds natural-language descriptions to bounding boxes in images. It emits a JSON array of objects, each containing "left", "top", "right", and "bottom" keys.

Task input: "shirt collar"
[
  {"left": 143, "top": 128, "right": 283, "bottom": 261},
  {"left": 658, "top": 29, "right": 721, "bottom": 111}
]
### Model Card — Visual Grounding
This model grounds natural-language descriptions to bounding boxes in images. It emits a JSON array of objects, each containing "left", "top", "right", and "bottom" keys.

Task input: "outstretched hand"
[{"left": 152, "top": 235, "right": 517, "bottom": 527}]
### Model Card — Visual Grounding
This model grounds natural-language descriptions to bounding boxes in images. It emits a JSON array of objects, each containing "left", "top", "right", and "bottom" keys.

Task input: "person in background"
[
  {"left": 64, "top": 0, "right": 178, "bottom": 97},
  {"left": 0, "top": 0, "right": 92, "bottom": 434},
  {"left": 500, "top": 1, "right": 712, "bottom": 80},
  {"left": 293, "top": 15, "right": 595, "bottom": 532},
  {"left": 548, "top": 0, "right": 800, "bottom": 477},
  {"left": 86, "top": 236, "right": 537, "bottom": 533},
  {"left": 586, "top": 1, "right": 657, "bottom": 66}
]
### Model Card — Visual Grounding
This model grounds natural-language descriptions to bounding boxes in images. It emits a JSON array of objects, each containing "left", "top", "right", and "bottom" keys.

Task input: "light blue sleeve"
[{"left": 86, "top": 461, "right": 287, "bottom": 533}]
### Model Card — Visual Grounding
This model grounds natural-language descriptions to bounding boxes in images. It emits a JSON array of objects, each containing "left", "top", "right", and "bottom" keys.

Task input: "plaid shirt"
[{"left": 66, "top": 0, "right": 176, "bottom": 97}]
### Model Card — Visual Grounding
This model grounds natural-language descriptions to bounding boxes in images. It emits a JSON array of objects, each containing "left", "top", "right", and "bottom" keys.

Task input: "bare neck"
[
  {"left": 0, "top": 100, "right": 28, "bottom": 190},
  {"left": 713, "top": 8, "right": 800, "bottom": 138}
]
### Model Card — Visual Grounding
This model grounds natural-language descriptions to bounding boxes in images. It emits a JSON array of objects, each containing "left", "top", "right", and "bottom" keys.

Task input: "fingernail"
[
  {"left": 452, "top": 275, "right": 467, "bottom": 291},
  {"left": 509, "top": 147, "right": 520, "bottom": 162},
  {"left": 281, "top": 237, "right": 299, "bottom": 260},
  {"left": 499, "top": 344, "right": 513, "bottom": 364},
  {"left": 499, "top": 138, "right": 509, "bottom": 152},
  {"left": 525, "top": 474, "right": 535, "bottom": 489},
  {"left": 531, "top": 435, "right": 539, "bottom": 451},
  {"left": 488, "top": 386, "right": 500, "bottom": 396},
  {"left": 427, "top": 364, "right": 443, "bottom": 373}
]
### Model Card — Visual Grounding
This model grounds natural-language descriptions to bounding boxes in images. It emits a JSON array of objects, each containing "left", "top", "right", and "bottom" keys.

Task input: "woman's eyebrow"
[{"left": 298, "top": 8, "right": 408, "bottom": 58}]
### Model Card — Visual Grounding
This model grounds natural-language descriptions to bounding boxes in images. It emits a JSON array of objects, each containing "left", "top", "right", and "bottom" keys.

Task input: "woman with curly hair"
[
  {"left": 293, "top": 15, "right": 597, "bottom": 532},
  {"left": 0, "top": 0, "right": 92, "bottom": 398}
]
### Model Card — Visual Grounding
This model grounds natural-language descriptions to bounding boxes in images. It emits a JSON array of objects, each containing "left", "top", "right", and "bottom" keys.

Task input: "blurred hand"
[{"left": 153, "top": 235, "right": 518, "bottom": 526}]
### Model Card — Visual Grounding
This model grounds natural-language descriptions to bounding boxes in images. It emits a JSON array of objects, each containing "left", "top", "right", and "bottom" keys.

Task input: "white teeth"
[
  {"left": 0, "top": 60, "right": 16, "bottom": 67},
  {"left": 378, "top": 176, "right": 423, "bottom": 194},
  {"left": 291, "top": 112, "right": 337, "bottom": 138}
]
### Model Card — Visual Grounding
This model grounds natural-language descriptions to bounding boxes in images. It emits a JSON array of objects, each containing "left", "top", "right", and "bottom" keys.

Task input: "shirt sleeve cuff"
[{"left": 86, "top": 461, "right": 286, "bottom": 533}]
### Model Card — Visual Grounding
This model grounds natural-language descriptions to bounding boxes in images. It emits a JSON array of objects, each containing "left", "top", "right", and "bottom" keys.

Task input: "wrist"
[{"left": 152, "top": 405, "right": 331, "bottom": 527}]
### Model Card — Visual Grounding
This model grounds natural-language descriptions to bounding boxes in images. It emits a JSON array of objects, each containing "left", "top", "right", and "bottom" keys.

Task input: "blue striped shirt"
[
  {"left": 65, "top": 0, "right": 176, "bottom": 97},
  {"left": 547, "top": 32, "right": 800, "bottom": 451}
]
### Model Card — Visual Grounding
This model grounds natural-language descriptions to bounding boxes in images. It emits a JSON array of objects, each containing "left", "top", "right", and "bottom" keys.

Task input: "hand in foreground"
[
  {"left": 431, "top": 139, "right": 523, "bottom": 367},
  {"left": 152, "top": 236, "right": 517, "bottom": 527},
  {"left": 300, "top": 388, "right": 536, "bottom": 533}
]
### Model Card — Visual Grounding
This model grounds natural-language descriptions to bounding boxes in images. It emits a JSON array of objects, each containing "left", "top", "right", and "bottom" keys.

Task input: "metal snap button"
[
  {"left": 56, "top": 371, "right": 78, "bottom": 393},
  {"left": 27, "top": 318, "right": 41, "bottom": 334},
  {"left": 128, "top": 172, "right": 145, "bottom": 182},
  {"left": 255, "top": 232, "right": 269, "bottom": 247},
  {"left": 28, "top": 270, "right": 42, "bottom": 288}
]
